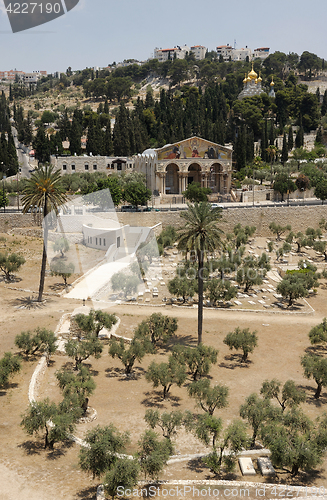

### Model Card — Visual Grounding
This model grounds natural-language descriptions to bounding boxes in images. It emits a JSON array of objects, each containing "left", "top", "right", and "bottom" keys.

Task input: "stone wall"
[
  {"left": 117, "top": 205, "right": 327, "bottom": 236},
  {"left": 1, "top": 205, "right": 327, "bottom": 237},
  {"left": 0, "top": 213, "right": 39, "bottom": 233}
]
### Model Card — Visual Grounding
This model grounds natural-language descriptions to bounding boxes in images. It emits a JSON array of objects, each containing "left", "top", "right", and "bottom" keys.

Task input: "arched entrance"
[
  {"left": 208, "top": 163, "right": 224, "bottom": 193},
  {"left": 165, "top": 164, "right": 179, "bottom": 194},
  {"left": 188, "top": 163, "right": 201, "bottom": 185}
]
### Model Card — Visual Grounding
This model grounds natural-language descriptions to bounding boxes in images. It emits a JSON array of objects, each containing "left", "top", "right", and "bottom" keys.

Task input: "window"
[
  {"left": 111, "top": 164, "right": 114, "bottom": 169},
  {"left": 99, "top": 238, "right": 101, "bottom": 245},
  {"left": 107, "top": 164, "right": 110, "bottom": 169},
  {"left": 103, "top": 239, "right": 106, "bottom": 246},
  {"left": 85, "top": 164, "right": 89, "bottom": 170},
  {"left": 71, "top": 164, "right": 75, "bottom": 171},
  {"left": 93, "top": 164, "right": 97, "bottom": 170},
  {"left": 90, "top": 237, "right": 92, "bottom": 244},
  {"left": 117, "top": 163, "right": 122, "bottom": 171},
  {"left": 63, "top": 164, "right": 67, "bottom": 170},
  {"left": 95, "top": 238, "right": 98, "bottom": 245}
]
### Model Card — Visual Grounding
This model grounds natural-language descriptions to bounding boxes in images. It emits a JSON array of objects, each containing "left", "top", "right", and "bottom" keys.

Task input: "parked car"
[
  {"left": 121, "top": 205, "right": 141, "bottom": 212},
  {"left": 27, "top": 205, "right": 42, "bottom": 213}
]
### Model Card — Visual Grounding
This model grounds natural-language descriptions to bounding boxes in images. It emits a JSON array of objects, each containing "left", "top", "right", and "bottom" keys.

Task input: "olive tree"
[
  {"left": 223, "top": 327, "right": 258, "bottom": 362},
  {"left": 145, "top": 357, "right": 186, "bottom": 399},
  {"left": 134, "top": 313, "right": 178, "bottom": 347},
  {"left": 172, "top": 344, "right": 218, "bottom": 381},
  {"left": 79, "top": 424, "right": 130, "bottom": 479},
  {"left": 260, "top": 379, "right": 306, "bottom": 411},
  {"left": 301, "top": 354, "right": 327, "bottom": 399},
  {"left": 0, "top": 352, "right": 21, "bottom": 387},
  {"left": 188, "top": 379, "right": 229, "bottom": 415},
  {"left": 0, "top": 252, "right": 25, "bottom": 281},
  {"left": 109, "top": 337, "right": 152, "bottom": 375}
]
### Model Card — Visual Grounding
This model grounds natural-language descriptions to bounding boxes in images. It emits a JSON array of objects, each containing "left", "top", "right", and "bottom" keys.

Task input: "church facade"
[
  {"left": 51, "top": 136, "right": 233, "bottom": 198},
  {"left": 134, "top": 136, "right": 232, "bottom": 196}
]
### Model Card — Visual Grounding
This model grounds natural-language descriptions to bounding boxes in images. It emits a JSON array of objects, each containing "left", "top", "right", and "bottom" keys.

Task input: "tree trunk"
[
  {"left": 38, "top": 194, "right": 48, "bottom": 302},
  {"left": 197, "top": 252, "right": 204, "bottom": 345},
  {"left": 315, "top": 381, "right": 322, "bottom": 399},
  {"left": 241, "top": 351, "right": 248, "bottom": 362},
  {"left": 251, "top": 429, "right": 257, "bottom": 449},
  {"left": 44, "top": 426, "right": 49, "bottom": 449},
  {"left": 291, "top": 464, "right": 299, "bottom": 476}
]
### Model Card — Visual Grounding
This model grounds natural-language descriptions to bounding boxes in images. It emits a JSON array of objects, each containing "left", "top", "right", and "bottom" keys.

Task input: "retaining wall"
[
  {"left": 0, "top": 213, "right": 39, "bottom": 233},
  {"left": 117, "top": 205, "right": 327, "bottom": 236},
  {"left": 1, "top": 205, "right": 327, "bottom": 237}
]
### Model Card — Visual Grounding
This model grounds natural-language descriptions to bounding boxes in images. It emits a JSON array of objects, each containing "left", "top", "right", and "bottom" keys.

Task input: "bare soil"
[{"left": 1, "top": 233, "right": 327, "bottom": 499}]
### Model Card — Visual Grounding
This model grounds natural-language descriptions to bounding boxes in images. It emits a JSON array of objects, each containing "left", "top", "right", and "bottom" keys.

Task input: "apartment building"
[
  {"left": 154, "top": 44, "right": 206, "bottom": 62},
  {"left": 216, "top": 45, "right": 269, "bottom": 62},
  {"left": 0, "top": 69, "right": 47, "bottom": 82},
  {"left": 253, "top": 47, "right": 270, "bottom": 60}
]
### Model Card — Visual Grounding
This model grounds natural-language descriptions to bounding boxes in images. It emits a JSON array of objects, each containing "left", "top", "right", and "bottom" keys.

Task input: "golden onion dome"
[
  {"left": 243, "top": 73, "right": 247, "bottom": 83},
  {"left": 257, "top": 74, "right": 262, "bottom": 83},
  {"left": 270, "top": 78, "right": 275, "bottom": 86},
  {"left": 248, "top": 63, "right": 257, "bottom": 79}
]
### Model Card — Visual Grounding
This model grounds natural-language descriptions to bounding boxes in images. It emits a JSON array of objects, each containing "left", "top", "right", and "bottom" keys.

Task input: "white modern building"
[
  {"left": 190, "top": 45, "right": 207, "bottom": 60},
  {"left": 216, "top": 45, "right": 269, "bottom": 62},
  {"left": 233, "top": 47, "right": 252, "bottom": 61},
  {"left": 216, "top": 45, "right": 234, "bottom": 61},
  {"left": 153, "top": 44, "right": 206, "bottom": 62},
  {"left": 253, "top": 47, "right": 270, "bottom": 61}
]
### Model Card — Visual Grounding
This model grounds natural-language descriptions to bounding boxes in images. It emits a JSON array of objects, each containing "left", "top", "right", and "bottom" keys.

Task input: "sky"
[{"left": 0, "top": 0, "right": 325, "bottom": 73}]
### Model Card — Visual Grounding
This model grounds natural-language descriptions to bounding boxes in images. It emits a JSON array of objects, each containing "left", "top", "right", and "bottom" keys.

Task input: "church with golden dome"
[{"left": 238, "top": 64, "right": 275, "bottom": 99}]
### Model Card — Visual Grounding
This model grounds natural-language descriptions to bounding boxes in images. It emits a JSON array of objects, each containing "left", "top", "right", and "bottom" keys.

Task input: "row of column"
[{"left": 157, "top": 171, "right": 227, "bottom": 195}]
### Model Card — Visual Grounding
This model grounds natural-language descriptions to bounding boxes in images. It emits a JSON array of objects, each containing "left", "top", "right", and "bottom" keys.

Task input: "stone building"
[
  {"left": 51, "top": 155, "right": 134, "bottom": 174},
  {"left": 51, "top": 136, "right": 232, "bottom": 200},
  {"left": 134, "top": 136, "right": 232, "bottom": 196}
]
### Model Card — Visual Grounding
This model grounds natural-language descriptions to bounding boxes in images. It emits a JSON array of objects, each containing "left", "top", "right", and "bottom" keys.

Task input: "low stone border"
[
  {"left": 96, "top": 473, "right": 316, "bottom": 500},
  {"left": 78, "top": 406, "right": 97, "bottom": 424},
  {"left": 171, "top": 303, "right": 315, "bottom": 315},
  {"left": 4, "top": 285, "right": 60, "bottom": 297}
]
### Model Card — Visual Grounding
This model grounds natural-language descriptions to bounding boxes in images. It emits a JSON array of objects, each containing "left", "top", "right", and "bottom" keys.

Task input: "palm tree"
[
  {"left": 177, "top": 202, "right": 223, "bottom": 345},
  {"left": 22, "top": 165, "right": 67, "bottom": 302}
]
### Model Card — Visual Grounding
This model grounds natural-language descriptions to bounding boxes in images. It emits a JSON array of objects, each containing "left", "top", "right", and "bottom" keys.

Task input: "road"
[{"left": 11, "top": 125, "right": 32, "bottom": 179}]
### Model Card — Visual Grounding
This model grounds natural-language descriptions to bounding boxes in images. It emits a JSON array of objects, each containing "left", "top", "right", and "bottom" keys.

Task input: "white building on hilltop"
[
  {"left": 253, "top": 47, "right": 270, "bottom": 61},
  {"left": 216, "top": 45, "right": 270, "bottom": 62},
  {"left": 154, "top": 45, "right": 206, "bottom": 62}
]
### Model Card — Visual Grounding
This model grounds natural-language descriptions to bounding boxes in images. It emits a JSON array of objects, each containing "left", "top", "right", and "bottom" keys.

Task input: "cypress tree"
[
  {"left": 246, "top": 128, "right": 254, "bottom": 163},
  {"left": 235, "top": 124, "right": 246, "bottom": 170},
  {"left": 69, "top": 117, "right": 82, "bottom": 155},
  {"left": 104, "top": 99, "right": 109, "bottom": 115},
  {"left": 58, "top": 109, "right": 71, "bottom": 141},
  {"left": 295, "top": 123, "right": 304, "bottom": 148},
  {"left": 316, "top": 87, "right": 321, "bottom": 103},
  {"left": 86, "top": 116, "right": 96, "bottom": 155},
  {"left": 321, "top": 90, "right": 327, "bottom": 116},
  {"left": 269, "top": 120, "right": 275, "bottom": 145},
  {"left": 113, "top": 102, "right": 131, "bottom": 156},
  {"left": 281, "top": 132, "right": 288, "bottom": 165},
  {"left": 33, "top": 125, "right": 50, "bottom": 164},
  {"left": 261, "top": 122, "right": 268, "bottom": 162},
  {"left": 315, "top": 126, "right": 323, "bottom": 145},
  {"left": 288, "top": 126, "right": 294, "bottom": 151},
  {"left": 103, "top": 120, "right": 113, "bottom": 156}
]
